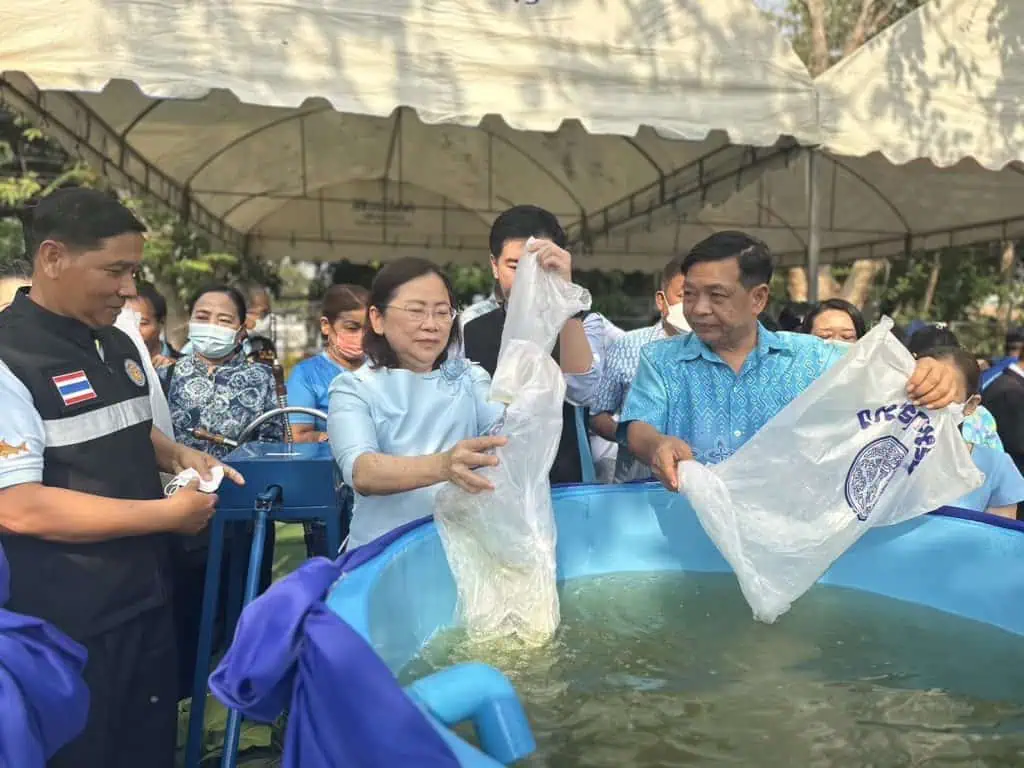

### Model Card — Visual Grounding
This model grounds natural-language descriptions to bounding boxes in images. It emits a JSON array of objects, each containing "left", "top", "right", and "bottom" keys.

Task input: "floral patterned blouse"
[
  {"left": 161, "top": 352, "right": 285, "bottom": 460},
  {"left": 961, "top": 405, "right": 1003, "bottom": 452}
]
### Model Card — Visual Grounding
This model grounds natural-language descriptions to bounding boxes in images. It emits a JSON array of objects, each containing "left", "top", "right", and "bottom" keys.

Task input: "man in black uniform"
[
  {"left": 461, "top": 206, "right": 597, "bottom": 484},
  {"left": 0, "top": 188, "right": 243, "bottom": 768}
]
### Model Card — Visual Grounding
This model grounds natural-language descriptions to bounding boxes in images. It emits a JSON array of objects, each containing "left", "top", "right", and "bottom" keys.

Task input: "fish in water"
[{"left": 0, "top": 440, "right": 28, "bottom": 459}]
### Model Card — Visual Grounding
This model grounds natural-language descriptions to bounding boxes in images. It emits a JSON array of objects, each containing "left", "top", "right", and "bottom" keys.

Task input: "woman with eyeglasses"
[{"left": 327, "top": 258, "right": 507, "bottom": 549}]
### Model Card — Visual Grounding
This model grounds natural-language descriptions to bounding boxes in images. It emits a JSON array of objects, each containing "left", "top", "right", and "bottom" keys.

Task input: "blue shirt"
[
  {"left": 286, "top": 353, "right": 347, "bottom": 429},
  {"left": 952, "top": 444, "right": 1024, "bottom": 513},
  {"left": 594, "top": 324, "right": 667, "bottom": 416},
  {"left": 328, "top": 358, "right": 506, "bottom": 547},
  {"left": 593, "top": 323, "right": 668, "bottom": 482},
  {"left": 620, "top": 326, "right": 845, "bottom": 465}
]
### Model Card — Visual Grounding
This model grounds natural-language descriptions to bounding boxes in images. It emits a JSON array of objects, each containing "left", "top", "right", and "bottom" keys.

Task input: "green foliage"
[
  {"left": 872, "top": 245, "right": 1020, "bottom": 355},
  {"left": 0, "top": 219, "right": 25, "bottom": 272},
  {"left": 776, "top": 0, "right": 927, "bottom": 72},
  {"left": 877, "top": 246, "right": 1004, "bottom": 324},
  {"left": 124, "top": 197, "right": 279, "bottom": 304}
]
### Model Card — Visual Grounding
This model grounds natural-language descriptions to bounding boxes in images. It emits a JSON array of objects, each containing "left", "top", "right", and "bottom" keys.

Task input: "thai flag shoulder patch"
[{"left": 52, "top": 370, "right": 98, "bottom": 407}]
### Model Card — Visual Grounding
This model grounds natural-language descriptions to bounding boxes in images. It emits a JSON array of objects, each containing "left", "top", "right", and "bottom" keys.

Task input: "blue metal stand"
[{"left": 183, "top": 442, "right": 347, "bottom": 768}]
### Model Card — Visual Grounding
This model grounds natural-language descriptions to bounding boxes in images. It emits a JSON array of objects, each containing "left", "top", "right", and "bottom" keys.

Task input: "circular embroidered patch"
[{"left": 124, "top": 358, "right": 147, "bottom": 388}]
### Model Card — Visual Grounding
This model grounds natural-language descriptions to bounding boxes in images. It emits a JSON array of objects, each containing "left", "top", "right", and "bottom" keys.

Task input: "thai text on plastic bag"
[
  {"left": 679, "top": 317, "right": 983, "bottom": 624},
  {"left": 435, "top": 239, "right": 591, "bottom": 645}
]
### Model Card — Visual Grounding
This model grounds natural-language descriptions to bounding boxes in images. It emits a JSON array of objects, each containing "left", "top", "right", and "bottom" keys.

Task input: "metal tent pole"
[{"left": 806, "top": 150, "right": 822, "bottom": 304}]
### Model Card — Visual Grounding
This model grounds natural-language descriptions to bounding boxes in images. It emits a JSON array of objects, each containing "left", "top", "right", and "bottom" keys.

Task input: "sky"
[{"left": 752, "top": 0, "right": 788, "bottom": 14}]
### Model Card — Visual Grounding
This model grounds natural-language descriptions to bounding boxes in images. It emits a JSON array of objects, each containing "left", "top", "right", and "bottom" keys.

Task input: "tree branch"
[
  {"left": 805, "top": 0, "right": 831, "bottom": 75},
  {"left": 843, "top": 0, "right": 879, "bottom": 55},
  {"left": 868, "top": 0, "right": 905, "bottom": 38}
]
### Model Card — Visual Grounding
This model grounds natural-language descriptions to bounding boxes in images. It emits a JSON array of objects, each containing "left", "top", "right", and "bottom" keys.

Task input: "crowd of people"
[{"left": 2, "top": 188, "right": 1024, "bottom": 765}]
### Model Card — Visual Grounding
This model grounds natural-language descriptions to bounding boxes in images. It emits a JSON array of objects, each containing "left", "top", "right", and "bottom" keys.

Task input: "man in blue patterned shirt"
[
  {"left": 591, "top": 252, "right": 690, "bottom": 482},
  {"left": 620, "top": 231, "right": 962, "bottom": 492}
]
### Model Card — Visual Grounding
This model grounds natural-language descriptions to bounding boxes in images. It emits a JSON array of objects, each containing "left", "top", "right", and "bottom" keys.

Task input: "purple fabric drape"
[
  {"left": 209, "top": 517, "right": 460, "bottom": 768},
  {"left": 0, "top": 545, "right": 89, "bottom": 766}
]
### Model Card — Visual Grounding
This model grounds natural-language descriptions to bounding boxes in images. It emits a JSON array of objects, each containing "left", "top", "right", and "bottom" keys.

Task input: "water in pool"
[{"left": 401, "top": 572, "right": 1024, "bottom": 767}]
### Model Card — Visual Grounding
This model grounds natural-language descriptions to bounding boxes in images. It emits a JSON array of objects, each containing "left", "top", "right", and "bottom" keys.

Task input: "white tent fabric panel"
[
  {"left": 680, "top": 151, "right": 1024, "bottom": 268},
  {"left": 817, "top": 0, "right": 1024, "bottom": 171},
  {"left": 0, "top": 0, "right": 818, "bottom": 270},
  {"left": 1, "top": 0, "right": 818, "bottom": 142}
]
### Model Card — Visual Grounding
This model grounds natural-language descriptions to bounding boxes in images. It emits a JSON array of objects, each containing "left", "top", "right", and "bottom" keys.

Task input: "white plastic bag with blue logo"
[
  {"left": 679, "top": 317, "right": 983, "bottom": 624},
  {"left": 435, "top": 240, "right": 591, "bottom": 644}
]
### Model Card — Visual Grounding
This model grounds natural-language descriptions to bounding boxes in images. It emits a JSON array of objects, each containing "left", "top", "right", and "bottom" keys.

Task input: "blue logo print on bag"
[
  {"left": 845, "top": 401, "right": 937, "bottom": 521},
  {"left": 845, "top": 436, "right": 907, "bottom": 521}
]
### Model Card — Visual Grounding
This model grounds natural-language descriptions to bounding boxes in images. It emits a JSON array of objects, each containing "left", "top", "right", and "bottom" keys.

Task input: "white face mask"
[
  {"left": 666, "top": 302, "right": 690, "bottom": 333},
  {"left": 251, "top": 314, "right": 273, "bottom": 337},
  {"left": 189, "top": 322, "right": 240, "bottom": 359}
]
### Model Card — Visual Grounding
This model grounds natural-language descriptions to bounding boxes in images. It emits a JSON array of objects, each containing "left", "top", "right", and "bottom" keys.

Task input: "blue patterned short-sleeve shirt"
[
  {"left": 593, "top": 323, "right": 667, "bottom": 416},
  {"left": 619, "top": 325, "right": 845, "bottom": 465}
]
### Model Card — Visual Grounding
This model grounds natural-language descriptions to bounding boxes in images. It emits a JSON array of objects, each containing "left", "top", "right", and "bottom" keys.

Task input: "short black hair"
[
  {"left": 778, "top": 301, "right": 814, "bottom": 333},
  {"left": 25, "top": 187, "right": 146, "bottom": 257},
  {"left": 758, "top": 311, "right": 781, "bottom": 332},
  {"left": 322, "top": 283, "right": 369, "bottom": 323},
  {"left": 918, "top": 345, "right": 981, "bottom": 397},
  {"left": 1005, "top": 326, "right": 1024, "bottom": 356},
  {"left": 488, "top": 205, "right": 566, "bottom": 259},
  {"left": 680, "top": 231, "right": 773, "bottom": 289},
  {"left": 188, "top": 284, "right": 247, "bottom": 325},
  {"left": 363, "top": 257, "right": 460, "bottom": 370},
  {"left": 907, "top": 324, "right": 959, "bottom": 357},
  {"left": 801, "top": 298, "right": 867, "bottom": 339},
  {"left": 660, "top": 253, "right": 686, "bottom": 292},
  {"left": 0, "top": 257, "right": 32, "bottom": 280},
  {"left": 133, "top": 282, "right": 168, "bottom": 324}
]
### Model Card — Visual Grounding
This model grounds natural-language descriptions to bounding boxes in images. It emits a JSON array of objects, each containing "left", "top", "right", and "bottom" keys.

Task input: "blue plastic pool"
[{"left": 325, "top": 482, "right": 1024, "bottom": 766}]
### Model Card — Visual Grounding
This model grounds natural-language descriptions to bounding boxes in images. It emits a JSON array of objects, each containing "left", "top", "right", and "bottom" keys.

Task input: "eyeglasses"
[{"left": 386, "top": 305, "right": 456, "bottom": 325}]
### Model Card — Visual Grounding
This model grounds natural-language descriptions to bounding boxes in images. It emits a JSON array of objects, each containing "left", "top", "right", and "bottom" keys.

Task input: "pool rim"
[{"left": 327, "top": 480, "right": 1024, "bottom": 643}]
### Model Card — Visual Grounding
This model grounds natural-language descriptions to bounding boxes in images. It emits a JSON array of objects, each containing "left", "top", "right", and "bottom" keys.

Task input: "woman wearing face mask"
[
  {"left": 327, "top": 258, "right": 508, "bottom": 549},
  {"left": 287, "top": 284, "right": 368, "bottom": 443},
  {"left": 161, "top": 285, "right": 285, "bottom": 458},
  {"left": 159, "top": 285, "right": 285, "bottom": 699}
]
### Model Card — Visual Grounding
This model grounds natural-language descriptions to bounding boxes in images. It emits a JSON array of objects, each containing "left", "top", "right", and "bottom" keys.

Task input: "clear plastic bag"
[
  {"left": 679, "top": 317, "right": 984, "bottom": 624},
  {"left": 435, "top": 239, "right": 591, "bottom": 644}
]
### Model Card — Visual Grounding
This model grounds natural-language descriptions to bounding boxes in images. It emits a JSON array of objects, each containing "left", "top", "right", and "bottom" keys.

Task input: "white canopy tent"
[
  {"left": 818, "top": 0, "right": 1024, "bottom": 171},
  {"left": 673, "top": 0, "right": 1024, "bottom": 275},
  {"left": 0, "top": 0, "right": 819, "bottom": 271}
]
